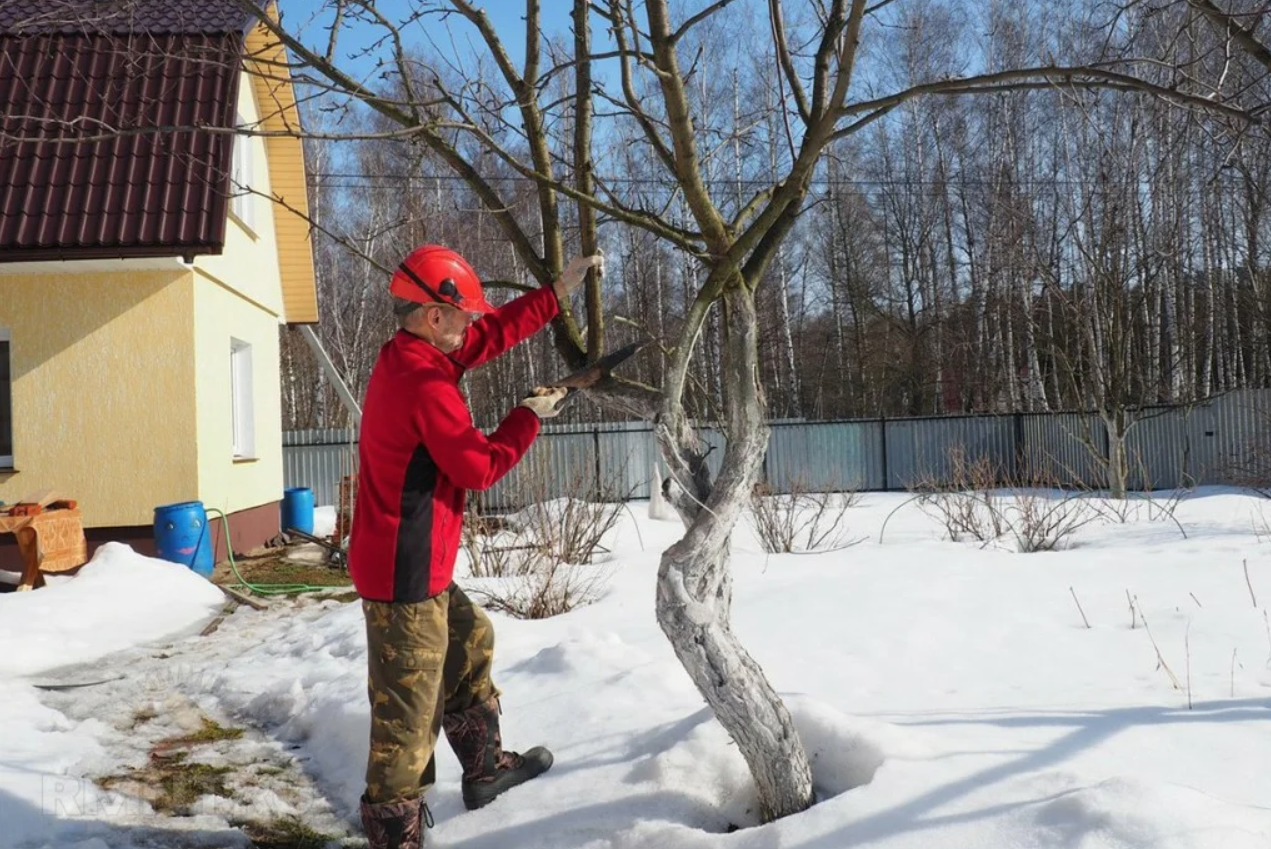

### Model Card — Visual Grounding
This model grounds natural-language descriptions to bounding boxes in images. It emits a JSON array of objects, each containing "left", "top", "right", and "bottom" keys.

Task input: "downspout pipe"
[{"left": 296, "top": 324, "right": 362, "bottom": 429}]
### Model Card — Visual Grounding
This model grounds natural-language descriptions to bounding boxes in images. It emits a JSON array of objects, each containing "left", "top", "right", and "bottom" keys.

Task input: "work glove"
[
  {"left": 519, "top": 386, "right": 570, "bottom": 419},
  {"left": 554, "top": 251, "right": 605, "bottom": 298}
]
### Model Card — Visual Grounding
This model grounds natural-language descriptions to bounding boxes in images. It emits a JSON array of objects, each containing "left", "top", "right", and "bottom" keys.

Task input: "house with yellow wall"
[{"left": 0, "top": 0, "right": 316, "bottom": 572}]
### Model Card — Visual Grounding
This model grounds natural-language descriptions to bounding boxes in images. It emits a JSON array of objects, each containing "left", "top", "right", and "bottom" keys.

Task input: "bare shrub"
[
  {"left": 462, "top": 499, "right": 525, "bottom": 578},
  {"left": 913, "top": 447, "right": 1101, "bottom": 552},
  {"left": 472, "top": 558, "right": 612, "bottom": 620},
  {"left": 1006, "top": 491, "right": 1098, "bottom": 552},
  {"left": 519, "top": 494, "right": 626, "bottom": 565},
  {"left": 1253, "top": 505, "right": 1271, "bottom": 543},
  {"left": 1042, "top": 447, "right": 1190, "bottom": 537},
  {"left": 749, "top": 475, "right": 861, "bottom": 553},
  {"left": 462, "top": 465, "right": 630, "bottom": 618},
  {"left": 1078, "top": 459, "right": 1191, "bottom": 539},
  {"left": 911, "top": 449, "right": 1009, "bottom": 544}
]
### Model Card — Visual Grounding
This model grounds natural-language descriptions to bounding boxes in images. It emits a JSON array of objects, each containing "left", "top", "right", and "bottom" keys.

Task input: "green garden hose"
[{"left": 205, "top": 506, "right": 352, "bottom": 597}]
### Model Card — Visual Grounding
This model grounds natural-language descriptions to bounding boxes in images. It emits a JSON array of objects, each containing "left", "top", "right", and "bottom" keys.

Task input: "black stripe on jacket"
[{"left": 395, "top": 444, "right": 438, "bottom": 602}]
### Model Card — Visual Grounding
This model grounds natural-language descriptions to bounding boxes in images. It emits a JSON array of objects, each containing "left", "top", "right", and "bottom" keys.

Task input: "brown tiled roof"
[
  {"left": 0, "top": 1, "right": 258, "bottom": 262},
  {"left": 0, "top": 0, "right": 255, "bottom": 35}
]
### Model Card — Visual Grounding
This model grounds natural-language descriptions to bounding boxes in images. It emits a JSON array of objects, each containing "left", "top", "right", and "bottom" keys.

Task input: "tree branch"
[
  {"left": 447, "top": 0, "right": 564, "bottom": 278},
  {"left": 769, "top": 0, "right": 811, "bottom": 124},
  {"left": 608, "top": 0, "right": 679, "bottom": 173},
  {"left": 231, "top": 0, "right": 414, "bottom": 126},
  {"left": 669, "top": 0, "right": 744, "bottom": 45},
  {"left": 1187, "top": 0, "right": 1271, "bottom": 74},
  {"left": 645, "top": 0, "right": 730, "bottom": 251},
  {"left": 574, "top": 0, "right": 604, "bottom": 361},
  {"left": 810, "top": 0, "right": 852, "bottom": 121},
  {"left": 724, "top": 1, "right": 861, "bottom": 278},
  {"left": 834, "top": 65, "right": 1258, "bottom": 134},
  {"left": 346, "top": 0, "right": 424, "bottom": 124},
  {"left": 436, "top": 110, "right": 706, "bottom": 253}
]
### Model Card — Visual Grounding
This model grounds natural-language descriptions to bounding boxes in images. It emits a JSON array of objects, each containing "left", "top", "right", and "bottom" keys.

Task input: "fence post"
[
  {"left": 1014, "top": 412, "right": 1024, "bottom": 481},
  {"left": 879, "top": 414, "right": 889, "bottom": 491},
  {"left": 593, "top": 425, "right": 603, "bottom": 502}
]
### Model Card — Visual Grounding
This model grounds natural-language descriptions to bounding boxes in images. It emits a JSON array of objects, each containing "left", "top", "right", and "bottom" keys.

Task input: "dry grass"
[{"left": 211, "top": 549, "right": 351, "bottom": 594}]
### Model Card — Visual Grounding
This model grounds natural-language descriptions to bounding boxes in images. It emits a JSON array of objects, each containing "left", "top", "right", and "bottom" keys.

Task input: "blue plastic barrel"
[
  {"left": 281, "top": 486, "right": 315, "bottom": 534},
  {"left": 154, "top": 501, "right": 214, "bottom": 579}
]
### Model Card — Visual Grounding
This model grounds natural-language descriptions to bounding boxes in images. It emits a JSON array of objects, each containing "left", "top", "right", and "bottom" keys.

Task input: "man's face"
[{"left": 426, "top": 304, "right": 477, "bottom": 353}]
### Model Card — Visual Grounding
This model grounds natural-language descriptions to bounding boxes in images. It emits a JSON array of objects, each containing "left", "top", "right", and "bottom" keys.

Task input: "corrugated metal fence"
[{"left": 284, "top": 389, "right": 1271, "bottom": 510}]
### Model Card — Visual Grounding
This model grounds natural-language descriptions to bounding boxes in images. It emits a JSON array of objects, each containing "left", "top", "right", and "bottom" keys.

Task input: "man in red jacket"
[{"left": 351, "top": 244, "right": 602, "bottom": 849}]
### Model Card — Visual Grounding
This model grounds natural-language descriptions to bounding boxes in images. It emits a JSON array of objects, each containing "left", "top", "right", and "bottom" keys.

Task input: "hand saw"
[{"left": 546, "top": 339, "right": 650, "bottom": 399}]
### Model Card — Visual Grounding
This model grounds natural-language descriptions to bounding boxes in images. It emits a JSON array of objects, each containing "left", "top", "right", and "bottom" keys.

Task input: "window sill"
[{"left": 233, "top": 456, "right": 259, "bottom": 465}]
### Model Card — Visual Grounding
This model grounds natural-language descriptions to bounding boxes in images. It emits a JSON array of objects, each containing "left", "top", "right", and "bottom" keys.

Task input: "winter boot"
[
  {"left": 442, "top": 695, "right": 553, "bottom": 810},
  {"left": 359, "top": 795, "right": 431, "bottom": 849}
]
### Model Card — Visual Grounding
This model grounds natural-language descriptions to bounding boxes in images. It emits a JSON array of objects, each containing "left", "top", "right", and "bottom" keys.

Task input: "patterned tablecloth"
[{"left": 0, "top": 507, "right": 87, "bottom": 590}]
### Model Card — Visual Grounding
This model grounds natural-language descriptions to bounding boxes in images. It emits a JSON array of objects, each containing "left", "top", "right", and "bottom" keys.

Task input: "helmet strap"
[{"left": 397, "top": 262, "right": 465, "bottom": 308}]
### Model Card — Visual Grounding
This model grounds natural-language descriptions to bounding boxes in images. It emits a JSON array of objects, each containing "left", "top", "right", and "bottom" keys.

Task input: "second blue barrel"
[
  {"left": 282, "top": 486, "right": 315, "bottom": 534},
  {"left": 153, "top": 501, "right": 214, "bottom": 579}
]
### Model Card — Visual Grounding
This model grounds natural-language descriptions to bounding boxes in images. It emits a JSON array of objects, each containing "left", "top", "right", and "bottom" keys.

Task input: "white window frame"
[
  {"left": 230, "top": 338, "right": 256, "bottom": 460},
  {"left": 0, "top": 328, "right": 11, "bottom": 468},
  {"left": 230, "top": 110, "right": 256, "bottom": 232}
]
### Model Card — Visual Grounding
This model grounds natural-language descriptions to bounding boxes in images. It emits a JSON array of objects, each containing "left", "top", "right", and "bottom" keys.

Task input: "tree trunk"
[
  {"left": 1103, "top": 411, "right": 1130, "bottom": 499},
  {"left": 654, "top": 284, "right": 814, "bottom": 823}
]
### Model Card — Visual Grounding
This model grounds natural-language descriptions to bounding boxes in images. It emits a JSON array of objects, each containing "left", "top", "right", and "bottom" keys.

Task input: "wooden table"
[{"left": 0, "top": 507, "right": 88, "bottom": 591}]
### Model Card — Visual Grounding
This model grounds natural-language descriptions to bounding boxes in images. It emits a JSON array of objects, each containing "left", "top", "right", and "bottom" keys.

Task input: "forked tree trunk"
[
  {"left": 1102, "top": 411, "right": 1131, "bottom": 498},
  {"left": 654, "top": 285, "right": 815, "bottom": 822}
]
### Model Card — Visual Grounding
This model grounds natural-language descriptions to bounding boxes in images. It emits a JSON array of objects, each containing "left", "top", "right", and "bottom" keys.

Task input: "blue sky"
[{"left": 287, "top": 1, "right": 586, "bottom": 90}]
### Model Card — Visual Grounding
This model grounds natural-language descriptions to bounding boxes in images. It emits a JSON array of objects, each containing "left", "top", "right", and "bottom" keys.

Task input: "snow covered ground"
[{"left": 2, "top": 488, "right": 1270, "bottom": 848}]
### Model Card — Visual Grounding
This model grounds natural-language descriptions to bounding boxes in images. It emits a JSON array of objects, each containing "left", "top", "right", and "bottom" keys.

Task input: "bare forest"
[{"left": 284, "top": 2, "right": 1271, "bottom": 439}]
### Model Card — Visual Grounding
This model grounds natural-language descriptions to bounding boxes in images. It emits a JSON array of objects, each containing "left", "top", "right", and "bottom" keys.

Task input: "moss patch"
[
  {"left": 156, "top": 760, "right": 234, "bottom": 812},
  {"left": 166, "top": 716, "right": 244, "bottom": 747},
  {"left": 97, "top": 715, "right": 249, "bottom": 814},
  {"left": 239, "top": 816, "right": 339, "bottom": 849},
  {"left": 98, "top": 752, "right": 235, "bottom": 815}
]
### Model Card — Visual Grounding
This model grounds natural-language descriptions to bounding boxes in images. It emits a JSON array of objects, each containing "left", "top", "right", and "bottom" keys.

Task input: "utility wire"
[{"left": 306, "top": 172, "right": 1218, "bottom": 188}]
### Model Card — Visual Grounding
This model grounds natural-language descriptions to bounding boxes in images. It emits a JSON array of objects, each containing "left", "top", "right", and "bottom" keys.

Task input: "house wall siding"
[
  {"left": 192, "top": 68, "right": 286, "bottom": 321},
  {"left": 193, "top": 272, "right": 284, "bottom": 523},
  {"left": 0, "top": 270, "right": 198, "bottom": 526},
  {"left": 245, "top": 20, "right": 318, "bottom": 324}
]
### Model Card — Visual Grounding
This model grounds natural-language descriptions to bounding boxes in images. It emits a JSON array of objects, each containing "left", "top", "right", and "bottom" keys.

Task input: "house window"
[
  {"left": 0, "top": 329, "right": 11, "bottom": 468},
  {"left": 231, "top": 110, "right": 256, "bottom": 231},
  {"left": 231, "top": 338, "right": 255, "bottom": 459}
]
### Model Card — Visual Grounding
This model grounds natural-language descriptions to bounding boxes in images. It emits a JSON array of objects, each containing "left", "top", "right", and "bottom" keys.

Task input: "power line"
[{"left": 306, "top": 171, "right": 1230, "bottom": 189}]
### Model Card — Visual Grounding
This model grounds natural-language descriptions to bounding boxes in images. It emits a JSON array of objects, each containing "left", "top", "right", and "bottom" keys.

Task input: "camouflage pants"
[{"left": 363, "top": 583, "right": 498, "bottom": 804}]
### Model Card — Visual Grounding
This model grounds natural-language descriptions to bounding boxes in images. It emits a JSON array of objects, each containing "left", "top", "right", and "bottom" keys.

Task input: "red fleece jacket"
[{"left": 349, "top": 286, "right": 559, "bottom": 603}]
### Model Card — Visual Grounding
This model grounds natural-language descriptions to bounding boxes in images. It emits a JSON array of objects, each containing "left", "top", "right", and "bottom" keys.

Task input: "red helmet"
[{"left": 389, "top": 245, "right": 495, "bottom": 313}]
